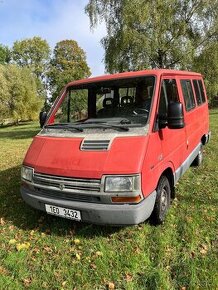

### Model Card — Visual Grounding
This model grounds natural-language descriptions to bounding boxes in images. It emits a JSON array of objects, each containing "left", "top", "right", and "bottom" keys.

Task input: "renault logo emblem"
[{"left": 59, "top": 183, "right": 65, "bottom": 191}]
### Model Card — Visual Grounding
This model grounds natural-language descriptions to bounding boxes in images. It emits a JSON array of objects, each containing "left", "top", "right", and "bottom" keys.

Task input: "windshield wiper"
[
  {"left": 44, "top": 123, "right": 83, "bottom": 132},
  {"left": 81, "top": 123, "right": 129, "bottom": 131}
]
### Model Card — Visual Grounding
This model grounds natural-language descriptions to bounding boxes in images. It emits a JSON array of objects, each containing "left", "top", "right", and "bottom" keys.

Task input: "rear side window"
[
  {"left": 193, "top": 79, "right": 206, "bottom": 105},
  {"left": 198, "top": 80, "right": 206, "bottom": 103},
  {"left": 180, "top": 80, "right": 196, "bottom": 111}
]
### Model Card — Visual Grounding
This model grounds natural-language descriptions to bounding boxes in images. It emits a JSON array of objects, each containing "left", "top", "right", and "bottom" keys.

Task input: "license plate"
[{"left": 45, "top": 204, "right": 81, "bottom": 221}]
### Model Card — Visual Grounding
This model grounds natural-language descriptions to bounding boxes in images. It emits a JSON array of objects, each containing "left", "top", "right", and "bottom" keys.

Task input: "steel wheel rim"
[{"left": 160, "top": 188, "right": 168, "bottom": 213}]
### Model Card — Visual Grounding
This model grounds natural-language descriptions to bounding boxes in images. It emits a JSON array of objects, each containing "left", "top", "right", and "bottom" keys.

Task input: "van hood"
[{"left": 24, "top": 135, "right": 149, "bottom": 179}]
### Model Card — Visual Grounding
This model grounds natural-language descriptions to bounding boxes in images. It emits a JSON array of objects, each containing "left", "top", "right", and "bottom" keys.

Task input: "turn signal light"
[{"left": 111, "top": 195, "right": 142, "bottom": 203}]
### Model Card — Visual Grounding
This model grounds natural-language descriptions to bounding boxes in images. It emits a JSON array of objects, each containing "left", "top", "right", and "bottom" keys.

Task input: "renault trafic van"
[{"left": 21, "top": 70, "right": 210, "bottom": 225}]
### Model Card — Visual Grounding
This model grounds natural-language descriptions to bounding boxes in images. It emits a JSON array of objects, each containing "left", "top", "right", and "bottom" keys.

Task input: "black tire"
[
  {"left": 192, "top": 146, "right": 203, "bottom": 167},
  {"left": 150, "top": 175, "right": 171, "bottom": 225}
]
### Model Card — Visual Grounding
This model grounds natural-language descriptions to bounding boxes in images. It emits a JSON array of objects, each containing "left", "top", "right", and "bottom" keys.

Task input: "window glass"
[
  {"left": 193, "top": 79, "right": 206, "bottom": 105},
  {"left": 193, "top": 80, "right": 202, "bottom": 105},
  {"left": 52, "top": 76, "right": 156, "bottom": 127},
  {"left": 198, "top": 80, "right": 206, "bottom": 103},
  {"left": 158, "top": 79, "right": 179, "bottom": 117},
  {"left": 180, "top": 80, "right": 196, "bottom": 111},
  {"left": 54, "top": 90, "right": 88, "bottom": 123}
]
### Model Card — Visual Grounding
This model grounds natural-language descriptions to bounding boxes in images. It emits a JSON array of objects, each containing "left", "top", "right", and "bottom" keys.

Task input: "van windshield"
[{"left": 50, "top": 76, "right": 155, "bottom": 130}]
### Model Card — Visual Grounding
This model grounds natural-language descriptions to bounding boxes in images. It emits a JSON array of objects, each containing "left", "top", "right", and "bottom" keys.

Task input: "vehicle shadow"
[
  {"left": 0, "top": 165, "right": 122, "bottom": 238},
  {"left": 0, "top": 127, "right": 40, "bottom": 140}
]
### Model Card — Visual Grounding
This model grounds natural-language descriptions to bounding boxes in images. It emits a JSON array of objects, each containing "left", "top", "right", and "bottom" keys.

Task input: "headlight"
[
  {"left": 104, "top": 175, "right": 140, "bottom": 192},
  {"left": 21, "top": 166, "right": 33, "bottom": 182}
]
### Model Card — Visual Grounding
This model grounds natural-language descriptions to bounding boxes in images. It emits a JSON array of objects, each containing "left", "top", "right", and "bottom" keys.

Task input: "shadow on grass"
[
  {"left": 0, "top": 128, "right": 40, "bottom": 140},
  {"left": 0, "top": 165, "right": 121, "bottom": 238}
]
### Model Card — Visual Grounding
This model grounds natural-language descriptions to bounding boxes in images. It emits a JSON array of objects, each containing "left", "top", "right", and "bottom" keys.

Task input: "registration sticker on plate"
[{"left": 45, "top": 204, "right": 81, "bottom": 221}]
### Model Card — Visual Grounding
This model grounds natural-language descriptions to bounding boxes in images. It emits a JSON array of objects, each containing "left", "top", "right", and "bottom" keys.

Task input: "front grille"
[
  {"left": 33, "top": 172, "right": 101, "bottom": 194},
  {"left": 34, "top": 187, "right": 101, "bottom": 203},
  {"left": 81, "top": 140, "right": 110, "bottom": 151}
]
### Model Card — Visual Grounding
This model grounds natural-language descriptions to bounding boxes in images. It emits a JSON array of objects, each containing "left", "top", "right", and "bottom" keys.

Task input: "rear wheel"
[
  {"left": 150, "top": 175, "right": 171, "bottom": 225},
  {"left": 192, "top": 146, "right": 203, "bottom": 167}
]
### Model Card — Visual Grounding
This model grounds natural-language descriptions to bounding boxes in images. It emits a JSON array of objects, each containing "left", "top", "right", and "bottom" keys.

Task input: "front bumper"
[{"left": 21, "top": 186, "right": 156, "bottom": 225}]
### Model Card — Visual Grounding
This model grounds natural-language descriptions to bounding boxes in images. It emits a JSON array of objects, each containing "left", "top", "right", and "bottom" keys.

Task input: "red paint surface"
[{"left": 24, "top": 136, "right": 148, "bottom": 179}]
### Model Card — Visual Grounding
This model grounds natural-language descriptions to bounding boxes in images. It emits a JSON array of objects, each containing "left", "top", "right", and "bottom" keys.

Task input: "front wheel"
[{"left": 150, "top": 176, "right": 171, "bottom": 225}]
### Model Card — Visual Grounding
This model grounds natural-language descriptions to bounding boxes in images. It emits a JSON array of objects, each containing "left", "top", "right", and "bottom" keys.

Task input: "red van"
[{"left": 21, "top": 69, "right": 210, "bottom": 225}]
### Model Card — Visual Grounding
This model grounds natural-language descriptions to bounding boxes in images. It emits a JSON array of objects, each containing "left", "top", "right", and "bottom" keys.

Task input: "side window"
[
  {"left": 193, "top": 79, "right": 206, "bottom": 105},
  {"left": 180, "top": 80, "right": 196, "bottom": 111},
  {"left": 158, "top": 79, "right": 179, "bottom": 117},
  {"left": 198, "top": 80, "right": 206, "bottom": 103},
  {"left": 193, "top": 80, "right": 202, "bottom": 105}
]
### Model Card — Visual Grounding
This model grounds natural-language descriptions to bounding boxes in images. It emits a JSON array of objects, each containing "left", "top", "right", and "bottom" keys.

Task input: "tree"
[
  {"left": 12, "top": 37, "right": 50, "bottom": 98},
  {"left": 0, "top": 65, "right": 43, "bottom": 123},
  {"left": 193, "top": 40, "right": 218, "bottom": 104},
  {"left": 0, "top": 44, "right": 10, "bottom": 64},
  {"left": 48, "top": 40, "right": 91, "bottom": 102},
  {"left": 0, "top": 65, "right": 10, "bottom": 121},
  {"left": 85, "top": 0, "right": 218, "bottom": 73}
]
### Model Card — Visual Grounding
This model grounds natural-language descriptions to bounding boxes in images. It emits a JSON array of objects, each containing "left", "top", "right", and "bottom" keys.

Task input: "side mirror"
[
  {"left": 39, "top": 111, "right": 47, "bottom": 128},
  {"left": 167, "top": 102, "right": 185, "bottom": 129}
]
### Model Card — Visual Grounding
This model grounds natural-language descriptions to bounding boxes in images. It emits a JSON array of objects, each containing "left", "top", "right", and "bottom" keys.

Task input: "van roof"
[{"left": 66, "top": 69, "right": 202, "bottom": 88}]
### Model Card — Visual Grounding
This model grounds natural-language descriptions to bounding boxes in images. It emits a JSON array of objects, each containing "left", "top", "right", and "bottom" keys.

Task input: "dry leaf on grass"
[
  {"left": 107, "top": 282, "right": 115, "bottom": 289},
  {"left": 16, "top": 242, "right": 30, "bottom": 251}
]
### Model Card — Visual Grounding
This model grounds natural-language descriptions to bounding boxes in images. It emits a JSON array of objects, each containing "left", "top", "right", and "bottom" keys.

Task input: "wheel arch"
[{"left": 160, "top": 167, "right": 175, "bottom": 199}]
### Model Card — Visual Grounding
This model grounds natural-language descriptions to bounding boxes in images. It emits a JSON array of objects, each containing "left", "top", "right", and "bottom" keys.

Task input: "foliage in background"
[
  {"left": 85, "top": 0, "right": 218, "bottom": 100},
  {"left": 193, "top": 40, "right": 218, "bottom": 104},
  {"left": 48, "top": 40, "right": 91, "bottom": 102},
  {"left": 12, "top": 37, "right": 51, "bottom": 100},
  {"left": 0, "top": 65, "right": 43, "bottom": 124},
  {"left": 0, "top": 44, "right": 11, "bottom": 64}
]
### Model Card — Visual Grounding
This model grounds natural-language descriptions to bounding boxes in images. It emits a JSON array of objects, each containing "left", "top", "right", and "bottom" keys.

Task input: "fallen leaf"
[
  {"left": 0, "top": 218, "right": 5, "bottom": 225},
  {"left": 90, "top": 263, "right": 97, "bottom": 269},
  {"left": 73, "top": 239, "right": 80, "bottom": 245},
  {"left": 23, "top": 278, "right": 32, "bottom": 287},
  {"left": 200, "top": 248, "right": 207, "bottom": 255},
  {"left": 16, "top": 242, "right": 30, "bottom": 251},
  {"left": 75, "top": 253, "right": 81, "bottom": 260},
  {"left": 62, "top": 281, "right": 67, "bottom": 287},
  {"left": 96, "top": 251, "right": 103, "bottom": 257},
  {"left": 199, "top": 244, "right": 208, "bottom": 255},
  {"left": 125, "top": 273, "right": 133, "bottom": 282},
  {"left": 43, "top": 246, "right": 53, "bottom": 254},
  {"left": 0, "top": 266, "right": 8, "bottom": 275},
  {"left": 9, "top": 239, "right": 17, "bottom": 245},
  {"left": 107, "top": 282, "right": 115, "bottom": 289}
]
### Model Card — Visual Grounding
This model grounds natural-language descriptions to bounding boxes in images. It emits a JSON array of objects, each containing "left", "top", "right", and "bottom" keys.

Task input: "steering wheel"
[{"left": 133, "top": 108, "right": 149, "bottom": 115}]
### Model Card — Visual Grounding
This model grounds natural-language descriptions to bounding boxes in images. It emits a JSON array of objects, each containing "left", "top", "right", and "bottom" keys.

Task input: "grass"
[{"left": 0, "top": 113, "right": 217, "bottom": 290}]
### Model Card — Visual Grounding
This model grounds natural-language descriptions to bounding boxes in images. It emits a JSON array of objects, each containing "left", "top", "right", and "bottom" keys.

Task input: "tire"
[
  {"left": 150, "top": 175, "right": 171, "bottom": 225},
  {"left": 192, "top": 146, "right": 203, "bottom": 167}
]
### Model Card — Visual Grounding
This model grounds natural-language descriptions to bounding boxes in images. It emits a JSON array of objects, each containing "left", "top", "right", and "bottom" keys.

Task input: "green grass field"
[{"left": 0, "top": 111, "right": 217, "bottom": 290}]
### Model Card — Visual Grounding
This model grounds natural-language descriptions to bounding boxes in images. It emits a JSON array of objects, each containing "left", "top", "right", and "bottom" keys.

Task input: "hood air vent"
[{"left": 81, "top": 140, "right": 110, "bottom": 151}]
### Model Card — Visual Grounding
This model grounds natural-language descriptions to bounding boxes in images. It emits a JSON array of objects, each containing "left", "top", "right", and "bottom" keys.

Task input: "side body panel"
[
  {"left": 177, "top": 76, "right": 209, "bottom": 161},
  {"left": 141, "top": 73, "right": 209, "bottom": 197}
]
